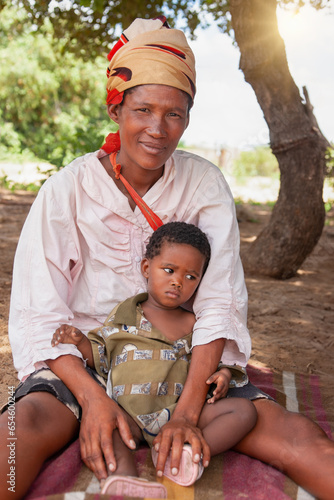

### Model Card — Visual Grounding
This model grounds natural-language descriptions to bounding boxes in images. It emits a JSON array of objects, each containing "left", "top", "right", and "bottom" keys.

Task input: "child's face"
[{"left": 141, "top": 242, "right": 206, "bottom": 309}]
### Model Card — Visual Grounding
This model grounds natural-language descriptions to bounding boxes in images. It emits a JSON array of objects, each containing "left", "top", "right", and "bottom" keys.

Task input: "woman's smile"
[{"left": 139, "top": 140, "right": 167, "bottom": 155}]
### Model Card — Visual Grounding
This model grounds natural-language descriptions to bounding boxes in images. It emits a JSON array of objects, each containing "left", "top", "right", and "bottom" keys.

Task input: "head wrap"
[{"left": 102, "top": 16, "right": 196, "bottom": 153}]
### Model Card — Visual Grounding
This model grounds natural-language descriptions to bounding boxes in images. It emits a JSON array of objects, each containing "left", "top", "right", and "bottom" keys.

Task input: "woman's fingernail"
[
  {"left": 129, "top": 439, "right": 136, "bottom": 449},
  {"left": 157, "top": 470, "right": 163, "bottom": 477},
  {"left": 155, "top": 443, "right": 159, "bottom": 451},
  {"left": 172, "top": 467, "right": 178, "bottom": 476},
  {"left": 204, "top": 460, "right": 209, "bottom": 467},
  {"left": 194, "top": 453, "right": 200, "bottom": 462},
  {"left": 108, "top": 462, "right": 115, "bottom": 472}
]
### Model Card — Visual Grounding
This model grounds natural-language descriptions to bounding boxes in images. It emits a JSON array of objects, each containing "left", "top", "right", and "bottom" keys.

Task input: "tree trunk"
[{"left": 229, "top": 0, "right": 329, "bottom": 279}]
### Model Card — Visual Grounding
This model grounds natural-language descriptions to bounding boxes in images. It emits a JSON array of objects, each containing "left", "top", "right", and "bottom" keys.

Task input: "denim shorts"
[
  {"left": 1, "top": 367, "right": 107, "bottom": 420},
  {"left": 2, "top": 367, "right": 274, "bottom": 420},
  {"left": 226, "top": 382, "right": 275, "bottom": 401}
]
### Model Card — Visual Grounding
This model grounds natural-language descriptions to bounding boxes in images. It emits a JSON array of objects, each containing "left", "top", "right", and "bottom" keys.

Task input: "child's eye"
[
  {"left": 163, "top": 268, "right": 173, "bottom": 274},
  {"left": 186, "top": 274, "right": 196, "bottom": 280}
]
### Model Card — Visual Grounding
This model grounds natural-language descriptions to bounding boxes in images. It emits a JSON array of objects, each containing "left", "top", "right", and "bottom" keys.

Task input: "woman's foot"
[
  {"left": 101, "top": 475, "right": 167, "bottom": 498},
  {"left": 151, "top": 444, "right": 204, "bottom": 486}
]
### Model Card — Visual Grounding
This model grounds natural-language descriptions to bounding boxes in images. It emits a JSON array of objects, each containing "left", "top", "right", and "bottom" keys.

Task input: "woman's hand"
[
  {"left": 46, "top": 355, "right": 136, "bottom": 480},
  {"left": 79, "top": 390, "right": 137, "bottom": 480},
  {"left": 152, "top": 416, "right": 210, "bottom": 477},
  {"left": 206, "top": 367, "right": 232, "bottom": 403}
]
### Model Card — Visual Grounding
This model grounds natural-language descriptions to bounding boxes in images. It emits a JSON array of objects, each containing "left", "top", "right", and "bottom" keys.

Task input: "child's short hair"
[{"left": 145, "top": 222, "right": 211, "bottom": 271}]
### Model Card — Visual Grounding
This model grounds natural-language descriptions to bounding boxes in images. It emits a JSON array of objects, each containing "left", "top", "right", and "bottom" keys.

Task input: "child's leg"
[
  {"left": 102, "top": 415, "right": 168, "bottom": 498},
  {"left": 198, "top": 397, "right": 257, "bottom": 456},
  {"left": 111, "top": 429, "right": 139, "bottom": 476},
  {"left": 110, "top": 415, "right": 142, "bottom": 477},
  {"left": 151, "top": 398, "right": 256, "bottom": 487}
]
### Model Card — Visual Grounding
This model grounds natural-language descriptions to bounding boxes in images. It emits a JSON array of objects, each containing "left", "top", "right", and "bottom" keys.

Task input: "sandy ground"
[{"left": 0, "top": 187, "right": 333, "bottom": 416}]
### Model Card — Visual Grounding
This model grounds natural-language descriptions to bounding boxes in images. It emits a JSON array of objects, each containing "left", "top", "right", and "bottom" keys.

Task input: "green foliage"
[
  {"left": 0, "top": 174, "right": 42, "bottom": 192},
  {"left": 0, "top": 0, "right": 330, "bottom": 60},
  {"left": 278, "top": 0, "right": 331, "bottom": 10},
  {"left": 0, "top": 6, "right": 116, "bottom": 168},
  {"left": 0, "top": 2, "right": 331, "bottom": 171},
  {"left": 325, "top": 145, "right": 334, "bottom": 179},
  {"left": 325, "top": 201, "right": 332, "bottom": 212},
  {"left": 232, "top": 146, "right": 280, "bottom": 180}
]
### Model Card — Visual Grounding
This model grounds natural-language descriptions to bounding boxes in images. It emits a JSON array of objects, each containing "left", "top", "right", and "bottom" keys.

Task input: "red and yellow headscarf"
[
  {"left": 102, "top": 17, "right": 196, "bottom": 153},
  {"left": 106, "top": 16, "right": 196, "bottom": 105}
]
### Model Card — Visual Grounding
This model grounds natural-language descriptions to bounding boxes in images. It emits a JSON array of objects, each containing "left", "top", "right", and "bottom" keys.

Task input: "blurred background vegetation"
[
  {"left": 0, "top": 5, "right": 281, "bottom": 190},
  {"left": 0, "top": 4, "right": 332, "bottom": 200},
  {"left": 0, "top": 5, "right": 117, "bottom": 169},
  {"left": 232, "top": 147, "right": 279, "bottom": 181}
]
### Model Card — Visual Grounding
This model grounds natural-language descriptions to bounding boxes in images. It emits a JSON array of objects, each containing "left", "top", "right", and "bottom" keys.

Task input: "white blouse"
[{"left": 9, "top": 149, "right": 251, "bottom": 381}]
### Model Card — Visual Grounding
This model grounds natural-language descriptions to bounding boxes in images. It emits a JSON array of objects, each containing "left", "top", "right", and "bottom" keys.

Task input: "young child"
[{"left": 52, "top": 222, "right": 257, "bottom": 498}]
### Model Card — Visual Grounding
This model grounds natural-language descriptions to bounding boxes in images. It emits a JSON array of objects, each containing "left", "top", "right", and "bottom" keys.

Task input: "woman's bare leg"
[
  {"left": 198, "top": 398, "right": 257, "bottom": 455},
  {"left": 0, "top": 392, "right": 79, "bottom": 500},
  {"left": 234, "top": 399, "right": 334, "bottom": 500}
]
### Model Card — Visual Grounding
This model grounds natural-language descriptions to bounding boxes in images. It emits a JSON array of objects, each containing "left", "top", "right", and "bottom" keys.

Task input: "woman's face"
[{"left": 108, "top": 85, "right": 190, "bottom": 174}]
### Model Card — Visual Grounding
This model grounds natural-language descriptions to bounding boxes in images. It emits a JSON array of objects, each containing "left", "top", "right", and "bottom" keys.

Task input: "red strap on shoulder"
[{"left": 109, "top": 152, "right": 163, "bottom": 231}]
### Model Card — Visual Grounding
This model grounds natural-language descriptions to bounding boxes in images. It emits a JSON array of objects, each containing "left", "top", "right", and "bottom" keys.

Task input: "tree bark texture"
[{"left": 230, "top": 0, "right": 328, "bottom": 279}]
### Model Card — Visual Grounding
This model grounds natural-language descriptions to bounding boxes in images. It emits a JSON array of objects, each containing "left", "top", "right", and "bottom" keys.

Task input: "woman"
[{"left": 0, "top": 17, "right": 333, "bottom": 500}]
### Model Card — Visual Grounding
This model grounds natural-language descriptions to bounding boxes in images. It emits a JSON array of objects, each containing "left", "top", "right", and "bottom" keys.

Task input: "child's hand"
[
  {"left": 206, "top": 367, "right": 232, "bottom": 404},
  {"left": 51, "top": 324, "right": 84, "bottom": 347}
]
